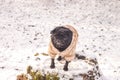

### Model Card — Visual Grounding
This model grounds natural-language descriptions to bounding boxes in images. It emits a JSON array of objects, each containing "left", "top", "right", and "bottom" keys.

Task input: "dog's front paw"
[
  {"left": 63, "top": 66, "right": 68, "bottom": 71},
  {"left": 50, "top": 64, "right": 55, "bottom": 69}
]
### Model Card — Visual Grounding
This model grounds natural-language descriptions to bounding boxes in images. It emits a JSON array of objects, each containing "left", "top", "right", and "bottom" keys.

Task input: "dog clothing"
[{"left": 48, "top": 25, "right": 78, "bottom": 61}]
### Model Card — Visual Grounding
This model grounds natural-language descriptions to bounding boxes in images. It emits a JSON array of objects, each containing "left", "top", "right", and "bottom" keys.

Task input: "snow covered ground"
[{"left": 0, "top": 0, "right": 120, "bottom": 80}]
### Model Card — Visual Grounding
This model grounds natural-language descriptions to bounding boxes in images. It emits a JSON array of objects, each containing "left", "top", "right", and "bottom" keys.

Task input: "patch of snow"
[{"left": 0, "top": 0, "right": 120, "bottom": 80}]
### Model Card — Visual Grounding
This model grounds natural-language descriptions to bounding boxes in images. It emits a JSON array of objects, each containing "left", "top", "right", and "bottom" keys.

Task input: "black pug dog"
[{"left": 50, "top": 26, "right": 73, "bottom": 71}]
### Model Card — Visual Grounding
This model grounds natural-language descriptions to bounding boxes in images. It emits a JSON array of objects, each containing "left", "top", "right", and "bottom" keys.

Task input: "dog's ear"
[
  {"left": 50, "top": 26, "right": 65, "bottom": 34},
  {"left": 50, "top": 27, "right": 59, "bottom": 34},
  {"left": 50, "top": 29, "right": 55, "bottom": 34}
]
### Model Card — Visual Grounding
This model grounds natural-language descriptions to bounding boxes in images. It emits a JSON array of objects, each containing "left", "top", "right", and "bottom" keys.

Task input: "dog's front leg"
[
  {"left": 63, "top": 61, "right": 70, "bottom": 71},
  {"left": 50, "top": 58, "right": 55, "bottom": 69}
]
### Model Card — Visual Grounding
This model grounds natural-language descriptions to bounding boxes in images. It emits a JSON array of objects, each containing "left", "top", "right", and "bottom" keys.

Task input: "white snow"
[{"left": 0, "top": 0, "right": 120, "bottom": 80}]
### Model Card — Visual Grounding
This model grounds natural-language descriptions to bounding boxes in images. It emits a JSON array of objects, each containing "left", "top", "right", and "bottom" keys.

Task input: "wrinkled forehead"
[{"left": 51, "top": 26, "right": 70, "bottom": 34}]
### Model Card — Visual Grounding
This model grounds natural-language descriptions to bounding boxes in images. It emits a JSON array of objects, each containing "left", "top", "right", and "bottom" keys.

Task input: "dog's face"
[{"left": 50, "top": 26, "right": 73, "bottom": 51}]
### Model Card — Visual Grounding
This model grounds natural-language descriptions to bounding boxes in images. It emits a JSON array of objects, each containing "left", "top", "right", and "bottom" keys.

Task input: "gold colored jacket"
[{"left": 48, "top": 25, "right": 78, "bottom": 61}]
